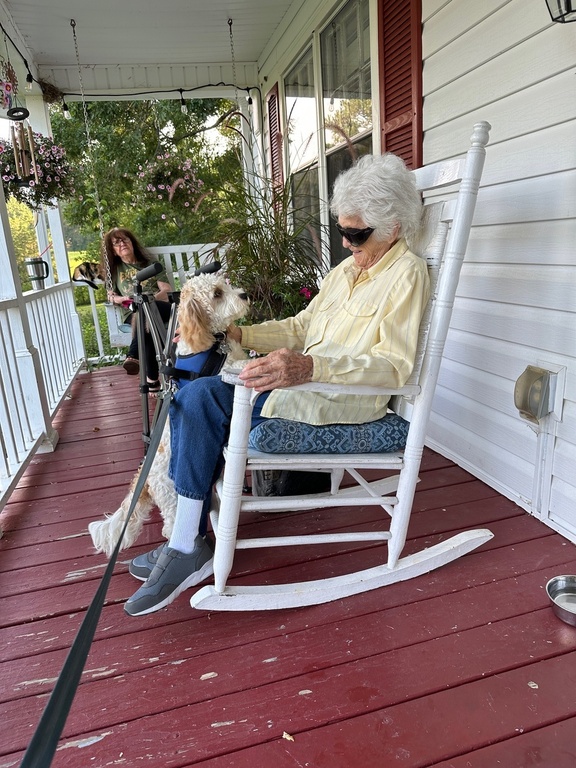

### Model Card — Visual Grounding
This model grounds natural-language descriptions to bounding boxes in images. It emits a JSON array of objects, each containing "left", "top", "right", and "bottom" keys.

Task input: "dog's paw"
[{"left": 88, "top": 520, "right": 114, "bottom": 557}]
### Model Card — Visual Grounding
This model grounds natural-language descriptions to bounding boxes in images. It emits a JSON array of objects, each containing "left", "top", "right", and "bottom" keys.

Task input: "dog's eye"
[{"left": 213, "top": 288, "right": 223, "bottom": 299}]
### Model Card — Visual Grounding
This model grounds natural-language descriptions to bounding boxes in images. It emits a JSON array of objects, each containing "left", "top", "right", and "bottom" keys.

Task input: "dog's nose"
[{"left": 239, "top": 292, "right": 249, "bottom": 301}]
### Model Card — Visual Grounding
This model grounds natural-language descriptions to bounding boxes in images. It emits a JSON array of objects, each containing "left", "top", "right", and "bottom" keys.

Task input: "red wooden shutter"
[
  {"left": 266, "top": 83, "right": 284, "bottom": 188},
  {"left": 378, "top": 0, "right": 422, "bottom": 169}
]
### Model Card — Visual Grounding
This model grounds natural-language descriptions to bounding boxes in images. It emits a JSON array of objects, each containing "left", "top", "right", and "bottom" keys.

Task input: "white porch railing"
[{"left": 0, "top": 281, "right": 85, "bottom": 513}]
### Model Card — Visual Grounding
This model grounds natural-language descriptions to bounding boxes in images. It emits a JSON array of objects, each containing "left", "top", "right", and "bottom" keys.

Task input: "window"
[
  {"left": 285, "top": 49, "right": 322, "bottom": 262},
  {"left": 285, "top": 48, "right": 318, "bottom": 173},
  {"left": 280, "top": 0, "right": 421, "bottom": 268},
  {"left": 321, "top": 0, "right": 371, "bottom": 152}
]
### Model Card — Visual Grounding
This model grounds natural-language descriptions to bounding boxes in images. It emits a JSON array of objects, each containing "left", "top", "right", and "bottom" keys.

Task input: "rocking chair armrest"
[{"left": 220, "top": 367, "right": 420, "bottom": 398}]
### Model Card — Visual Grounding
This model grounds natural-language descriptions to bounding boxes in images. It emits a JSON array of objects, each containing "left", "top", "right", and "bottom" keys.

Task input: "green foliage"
[
  {"left": 7, "top": 197, "right": 38, "bottom": 291},
  {"left": 214, "top": 173, "right": 328, "bottom": 321},
  {"left": 67, "top": 250, "right": 88, "bottom": 267},
  {"left": 73, "top": 283, "right": 107, "bottom": 307},
  {"left": 7, "top": 197, "right": 35, "bottom": 253},
  {"left": 51, "top": 98, "right": 242, "bottom": 246}
]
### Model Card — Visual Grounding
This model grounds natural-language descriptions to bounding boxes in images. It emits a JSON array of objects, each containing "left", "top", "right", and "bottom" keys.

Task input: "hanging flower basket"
[
  {"left": 131, "top": 152, "right": 205, "bottom": 219},
  {"left": 0, "top": 131, "right": 76, "bottom": 209}
]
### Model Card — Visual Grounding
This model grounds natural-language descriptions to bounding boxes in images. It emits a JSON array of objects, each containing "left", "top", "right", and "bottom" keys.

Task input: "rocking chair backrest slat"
[
  {"left": 148, "top": 243, "right": 224, "bottom": 289},
  {"left": 413, "top": 157, "right": 467, "bottom": 192},
  {"left": 400, "top": 203, "right": 448, "bottom": 395}
]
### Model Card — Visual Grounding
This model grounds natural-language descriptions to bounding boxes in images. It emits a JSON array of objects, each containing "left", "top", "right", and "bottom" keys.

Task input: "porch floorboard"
[{"left": 1, "top": 366, "right": 576, "bottom": 767}]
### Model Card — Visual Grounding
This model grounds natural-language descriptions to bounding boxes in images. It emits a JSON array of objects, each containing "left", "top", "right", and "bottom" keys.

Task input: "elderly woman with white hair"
[{"left": 124, "top": 152, "right": 430, "bottom": 617}]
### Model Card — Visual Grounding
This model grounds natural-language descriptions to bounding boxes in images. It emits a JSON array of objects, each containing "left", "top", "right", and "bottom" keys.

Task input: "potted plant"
[{"left": 211, "top": 171, "right": 327, "bottom": 322}]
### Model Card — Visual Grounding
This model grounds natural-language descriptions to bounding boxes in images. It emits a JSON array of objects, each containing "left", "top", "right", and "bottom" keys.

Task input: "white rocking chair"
[{"left": 191, "top": 121, "right": 493, "bottom": 611}]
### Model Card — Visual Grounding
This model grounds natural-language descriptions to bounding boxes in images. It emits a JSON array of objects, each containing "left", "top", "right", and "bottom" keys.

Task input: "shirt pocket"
[
  {"left": 305, "top": 296, "right": 338, "bottom": 349},
  {"left": 344, "top": 298, "right": 379, "bottom": 319}
]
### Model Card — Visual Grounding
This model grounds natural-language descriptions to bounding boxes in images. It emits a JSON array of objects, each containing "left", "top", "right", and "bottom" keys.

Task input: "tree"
[
  {"left": 6, "top": 197, "right": 37, "bottom": 290},
  {"left": 51, "top": 98, "right": 243, "bottom": 248}
]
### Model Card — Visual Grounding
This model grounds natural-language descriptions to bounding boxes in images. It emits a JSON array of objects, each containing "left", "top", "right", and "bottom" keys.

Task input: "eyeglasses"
[
  {"left": 112, "top": 236, "right": 130, "bottom": 246},
  {"left": 336, "top": 224, "right": 375, "bottom": 247}
]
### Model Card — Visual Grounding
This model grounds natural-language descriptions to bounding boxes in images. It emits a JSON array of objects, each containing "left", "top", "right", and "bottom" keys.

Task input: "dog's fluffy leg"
[
  {"left": 88, "top": 424, "right": 173, "bottom": 557},
  {"left": 88, "top": 469, "right": 156, "bottom": 558}
]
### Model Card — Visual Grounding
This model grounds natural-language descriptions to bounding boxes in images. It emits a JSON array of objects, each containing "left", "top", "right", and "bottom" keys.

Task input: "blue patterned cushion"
[{"left": 248, "top": 412, "right": 409, "bottom": 454}]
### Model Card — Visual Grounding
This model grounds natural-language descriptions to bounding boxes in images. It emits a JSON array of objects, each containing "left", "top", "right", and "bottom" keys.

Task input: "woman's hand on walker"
[{"left": 239, "top": 348, "right": 313, "bottom": 392}]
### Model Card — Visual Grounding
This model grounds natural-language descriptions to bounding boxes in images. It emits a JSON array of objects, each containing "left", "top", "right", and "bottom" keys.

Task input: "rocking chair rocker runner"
[{"left": 190, "top": 121, "right": 493, "bottom": 611}]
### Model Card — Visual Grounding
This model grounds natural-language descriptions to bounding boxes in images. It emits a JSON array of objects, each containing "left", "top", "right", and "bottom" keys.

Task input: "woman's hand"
[
  {"left": 239, "top": 348, "right": 313, "bottom": 392},
  {"left": 154, "top": 280, "right": 172, "bottom": 303},
  {"left": 226, "top": 324, "right": 242, "bottom": 345}
]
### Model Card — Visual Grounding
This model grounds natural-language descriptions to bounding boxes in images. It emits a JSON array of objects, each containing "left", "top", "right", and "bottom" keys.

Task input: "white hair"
[{"left": 329, "top": 153, "right": 422, "bottom": 245}]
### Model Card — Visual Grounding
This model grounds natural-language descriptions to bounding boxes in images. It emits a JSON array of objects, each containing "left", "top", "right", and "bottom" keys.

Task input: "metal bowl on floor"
[{"left": 546, "top": 575, "right": 576, "bottom": 627}]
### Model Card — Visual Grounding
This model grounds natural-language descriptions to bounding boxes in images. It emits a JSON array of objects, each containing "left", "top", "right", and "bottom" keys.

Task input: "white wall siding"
[{"left": 422, "top": 0, "right": 576, "bottom": 540}]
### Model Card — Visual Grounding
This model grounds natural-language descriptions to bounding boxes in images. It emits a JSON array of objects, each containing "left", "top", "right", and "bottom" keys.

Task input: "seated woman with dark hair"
[
  {"left": 124, "top": 153, "right": 430, "bottom": 617},
  {"left": 102, "top": 227, "right": 172, "bottom": 391}
]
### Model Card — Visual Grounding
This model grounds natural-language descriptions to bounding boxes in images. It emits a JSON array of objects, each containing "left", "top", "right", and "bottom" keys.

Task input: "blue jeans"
[{"left": 168, "top": 376, "right": 269, "bottom": 535}]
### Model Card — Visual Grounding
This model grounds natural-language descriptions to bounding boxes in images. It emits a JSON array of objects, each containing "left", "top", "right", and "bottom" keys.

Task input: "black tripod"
[{"left": 130, "top": 262, "right": 180, "bottom": 451}]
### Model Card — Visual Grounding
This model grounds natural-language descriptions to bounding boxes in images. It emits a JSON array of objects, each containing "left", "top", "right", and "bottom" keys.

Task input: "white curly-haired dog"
[{"left": 88, "top": 270, "right": 249, "bottom": 557}]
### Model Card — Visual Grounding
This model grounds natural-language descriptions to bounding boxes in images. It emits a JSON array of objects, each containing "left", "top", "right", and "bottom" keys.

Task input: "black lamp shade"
[{"left": 546, "top": 0, "right": 576, "bottom": 21}]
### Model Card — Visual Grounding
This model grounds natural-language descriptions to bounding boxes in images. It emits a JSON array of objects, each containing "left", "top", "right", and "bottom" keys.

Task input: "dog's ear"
[{"left": 179, "top": 294, "right": 215, "bottom": 353}]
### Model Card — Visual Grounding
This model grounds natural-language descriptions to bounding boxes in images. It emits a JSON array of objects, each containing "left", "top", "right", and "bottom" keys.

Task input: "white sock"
[{"left": 168, "top": 496, "right": 204, "bottom": 554}]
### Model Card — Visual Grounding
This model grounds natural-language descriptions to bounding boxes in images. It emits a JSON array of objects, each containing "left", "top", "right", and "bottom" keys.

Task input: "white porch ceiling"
[{"left": 1, "top": 0, "right": 299, "bottom": 100}]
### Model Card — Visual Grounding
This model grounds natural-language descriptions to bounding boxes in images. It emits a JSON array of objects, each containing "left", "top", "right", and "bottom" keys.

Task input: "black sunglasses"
[{"left": 336, "top": 224, "right": 375, "bottom": 247}]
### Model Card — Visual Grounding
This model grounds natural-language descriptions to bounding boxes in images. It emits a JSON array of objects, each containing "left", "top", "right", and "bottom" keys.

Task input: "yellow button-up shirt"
[{"left": 241, "top": 238, "right": 430, "bottom": 425}]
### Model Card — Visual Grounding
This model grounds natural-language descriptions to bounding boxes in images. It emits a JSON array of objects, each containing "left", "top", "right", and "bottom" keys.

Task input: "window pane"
[
  {"left": 284, "top": 48, "right": 318, "bottom": 172},
  {"left": 321, "top": 0, "right": 372, "bottom": 151},
  {"left": 291, "top": 164, "right": 322, "bottom": 262},
  {"left": 327, "top": 134, "right": 373, "bottom": 266}
]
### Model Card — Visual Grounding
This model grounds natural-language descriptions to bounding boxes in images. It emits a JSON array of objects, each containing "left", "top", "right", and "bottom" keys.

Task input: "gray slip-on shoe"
[
  {"left": 128, "top": 543, "right": 166, "bottom": 581},
  {"left": 124, "top": 536, "right": 214, "bottom": 616},
  {"left": 128, "top": 536, "right": 214, "bottom": 581}
]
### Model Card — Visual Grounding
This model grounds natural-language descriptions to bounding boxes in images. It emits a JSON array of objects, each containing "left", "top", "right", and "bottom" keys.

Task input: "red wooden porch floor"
[{"left": 1, "top": 366, "right": 576, "bottom": 767}]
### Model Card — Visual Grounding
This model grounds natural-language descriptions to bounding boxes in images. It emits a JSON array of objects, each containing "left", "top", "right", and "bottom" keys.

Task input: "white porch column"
[
  {"left": 238, "top": 94, "right": 264, "bottom": 183},
  {"left": 25, "top": 96, "right": 85, "bottom": 362}
]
